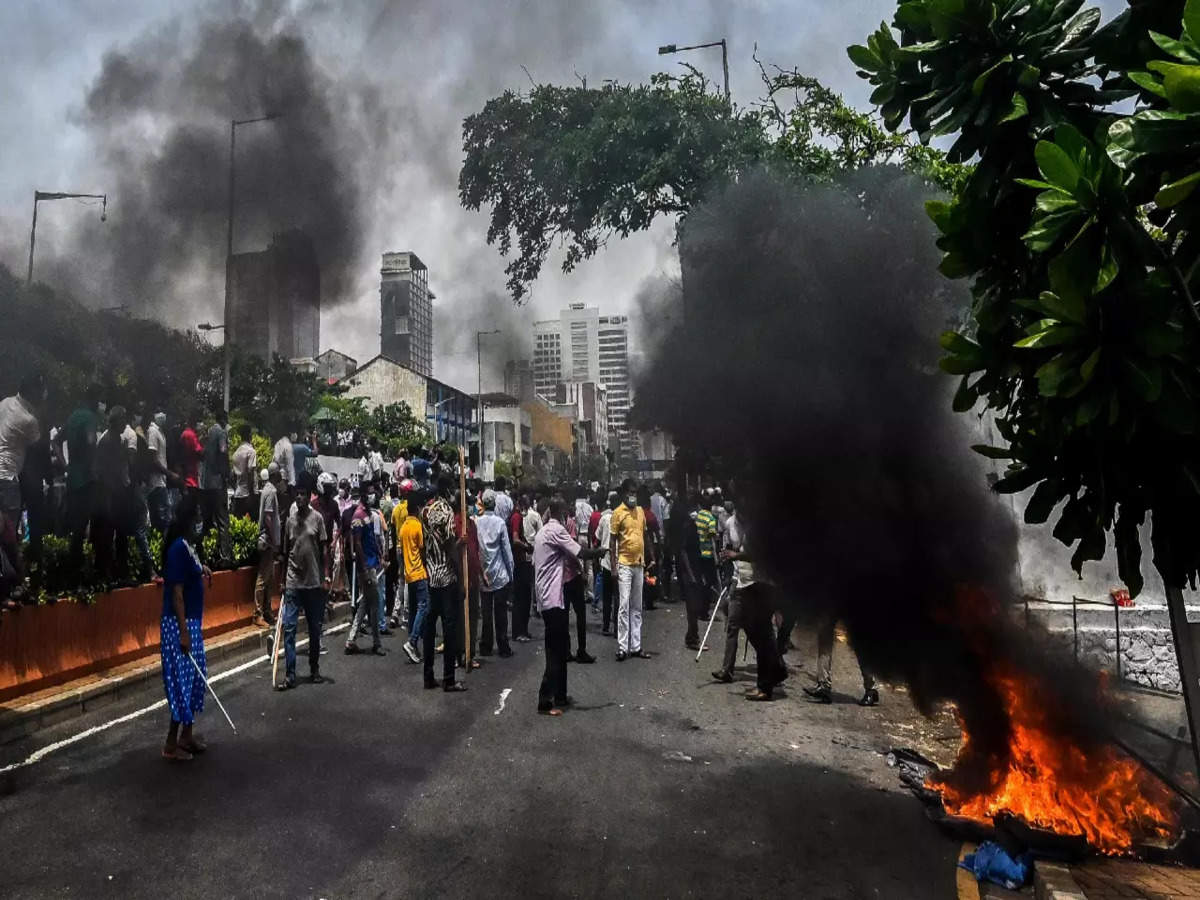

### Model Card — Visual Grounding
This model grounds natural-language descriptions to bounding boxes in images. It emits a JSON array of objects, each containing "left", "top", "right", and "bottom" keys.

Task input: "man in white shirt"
[
  {"left": 595, "top": 493, "right": 617, "bottom": 635},
  {"left": 146, "top": 412, "right": 171, "bottom": 530},
  {"left": 0, "top": 374, "right": 44, "bottom": 569},
  {"left": 231, "top": 423, "right": 258, "bottom": 519},
  {"left": 273, "top": 433, "right": 296, "bottom": 487},
  {"left": 492, "top": 475, "right": 514, "bottom": 522},
  {"left": 254, "top": 463, "right": 282, "bottom": 627}
]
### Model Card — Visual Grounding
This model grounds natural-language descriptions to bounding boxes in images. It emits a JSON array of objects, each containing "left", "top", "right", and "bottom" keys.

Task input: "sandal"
[
  {"left": 745, "top": 689, "right": 774, "bottom": 702},
  {"left": 162, "top": 745, "right": 194, "bottom": 762},
  {"left": 179, "top": 736, "right": 207, "bottom": 754},
  {"left": 538, "top": 707, "right": 564, "bottom": 717}
]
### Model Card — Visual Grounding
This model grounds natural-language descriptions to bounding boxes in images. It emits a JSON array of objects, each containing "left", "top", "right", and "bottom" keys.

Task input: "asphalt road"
[{"left": 0, "top": 600, "right": 961, "bottom": 899}]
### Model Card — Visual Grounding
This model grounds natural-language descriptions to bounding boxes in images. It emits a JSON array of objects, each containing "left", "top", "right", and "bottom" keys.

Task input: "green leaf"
[
  {"left": 1187, "top": 0, "right": 1200, "bottom": 45},
  {"left": 1147, "top": 60, "right": 1200, "bottom": 113},
  {"left": 1128, "top": 71, "right": 1167, "bottom": 99},
  {"left": 1023, "top": 209, "right": 1081, "bottom": 252},
  {"left": 970, "top": 444, "right": 1013, "bottom": 460},
  {"left": 1080, "top": 346, "right": 1102, "bottom": 382},
  {"left": 1138, "top": 321, "right": 1185, "bottom": 357},
  {"left": 998, "top": 92, "right": 1029, "bottom": 123},
  {"left": 1108, "top": 110, "right": 1200, "bottom": 168},
  {"left": 1036, "top": 290, "right": 1085, "bottom": 325},
  {"left": 1056, "top": 8, "right": 1101, "bottom": 49},
  {"left": 1014, "top": 324, "right": 1085, "bottom": 348},
  {"left": 1156, "top": 170, "right": 1200, "bottom": 207},
  {"left": 939, "top": 330, "right": 982, "bottom": 357},
  {"left": 1024, "top": 478, "right": 1063, "bottom": 525},
  {"left": 993, "top": 466, "right": 1042, "bottom": 494},
  {"left": 1122, "top": 357, "right": 1164, "bottom": 402},
  {"left": 1149, "top": 30, "right": 1200, "bottom": 64},
  {"left": 847, "top": 45, "right": 883, "bottom": 72},
  {"left": 938, "top": 251, "right": 974, "bottom": 278},
  {"left": 925, "top": 199, "right": 952, "bottom": 231},
  {"left": 1014, "top": 178, "right": 1060, "bottom": 191},
  {"left": 952, "top": 375, "right": 979, "bottom": 412},
  {"left": 972, "top": 55, "right": 1013, "bottom": 96},
  {"left": 1035, "top": 139, "right": 1080, "bottom": 192},
  {"left": 939, "top": 355, "right": 985, "bottom": 375},
  {"left": 1115, "top": 506, "right": 1145, "bottom": 598},
  {"left": 1037, "top": 352, "right": 1081, "bottom": 396},
  {"left": 870, "top": 83, "right": 896, "bottom": 106},
  {"left": 1048, "top": 226, "right": 1098, "bottom": 304}
]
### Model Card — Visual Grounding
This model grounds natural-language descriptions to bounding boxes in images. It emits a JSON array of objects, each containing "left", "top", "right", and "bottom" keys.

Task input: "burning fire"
[{"left": 932, "top": 673, "right": 1180, "bottom": 855}]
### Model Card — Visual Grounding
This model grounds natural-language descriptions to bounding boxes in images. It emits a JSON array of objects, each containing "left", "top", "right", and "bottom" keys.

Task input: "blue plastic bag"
[{"left": 959, "top": 841, "right": 1033, "bottom": 890}]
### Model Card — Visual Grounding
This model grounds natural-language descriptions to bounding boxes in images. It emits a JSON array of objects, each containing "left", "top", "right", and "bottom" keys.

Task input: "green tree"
[
  {"left": 460, "top": 68, "right": 963, "bottom": 303},
  {"left": 368, "top": 403, "right": 427, "bottom": 456},
  {"left": 856, "top": 0, "right": 1200, "bottom": 598}
]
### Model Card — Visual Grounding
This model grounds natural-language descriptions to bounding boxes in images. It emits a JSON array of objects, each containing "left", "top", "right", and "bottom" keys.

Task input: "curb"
[
  {"left": 0, "top": 602, "right": 352, "bottom": 747},
  {"left": 1034, "top": 862, "right": 1088, "bottom": 900}
]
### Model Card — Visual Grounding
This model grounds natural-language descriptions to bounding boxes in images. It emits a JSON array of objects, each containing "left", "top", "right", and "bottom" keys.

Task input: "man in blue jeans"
[{"left": 277, "top": 473, "right": 330, "bottom": 690}]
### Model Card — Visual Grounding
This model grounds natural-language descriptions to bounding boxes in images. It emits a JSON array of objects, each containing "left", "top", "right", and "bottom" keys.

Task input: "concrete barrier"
[{"left": 0, "top": 565, "right": 278, "bottom": 702}]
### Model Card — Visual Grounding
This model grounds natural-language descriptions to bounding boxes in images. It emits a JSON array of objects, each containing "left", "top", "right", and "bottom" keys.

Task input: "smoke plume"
[
  {"left": 51, "top": 10, "right": 369, "bottom": 318},
  {"left": 638, "top": 166, "right": 1114, "bottom": 790}
]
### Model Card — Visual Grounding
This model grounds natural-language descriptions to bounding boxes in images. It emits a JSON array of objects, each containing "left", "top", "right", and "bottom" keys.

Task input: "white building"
[
  {"left": 478, "top": 392, "right": 533, "bottom": 480},
  {"left": 533, "top": 303, "right": 632, "bottom": 457},
  {"left": 553, "top": 380, "right": 608, "bottom": 454}
]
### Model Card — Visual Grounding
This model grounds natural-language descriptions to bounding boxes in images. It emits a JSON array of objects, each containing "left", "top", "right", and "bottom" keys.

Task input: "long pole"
[
  {"left": 720, "top": 39, "right": 730, "bottom": 104},
  {"left": 223, "top": 120, "right": 236, "bottom": 414},
  {"left": 26, "top": 193, "right": 39, "bottom": 286},
  {"left": 459, "top": 446, "right": 471, "bottom": 674},
  {"left": 477, "top": 331, "right": 483, "bottom": 472}
]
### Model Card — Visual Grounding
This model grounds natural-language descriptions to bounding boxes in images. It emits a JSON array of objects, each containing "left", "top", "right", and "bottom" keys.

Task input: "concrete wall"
[
  {"left": 341, "top": 358, "right": 427, "bottom": 430},
  {"left": 524, "top": 397, "right": 573, "bottom": 454}
]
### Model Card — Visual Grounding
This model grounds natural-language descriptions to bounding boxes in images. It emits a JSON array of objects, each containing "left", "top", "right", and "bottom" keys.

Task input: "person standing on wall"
[
  {"left": 230, "top": 424, "right": 257, "bottom": 520},
  {"left": 200, "top": 409, "right": 232, "bottom": 569},
  {"left": 253, "top": 463, "right": 282, "bottom": 628}
]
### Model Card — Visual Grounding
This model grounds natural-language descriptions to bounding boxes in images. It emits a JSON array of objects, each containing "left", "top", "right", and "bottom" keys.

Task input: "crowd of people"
[{"left": 0, "top": 379, "right": 878, "bottom": 759}]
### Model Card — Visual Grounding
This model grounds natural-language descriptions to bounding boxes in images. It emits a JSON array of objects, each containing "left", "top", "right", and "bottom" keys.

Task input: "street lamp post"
[
  {"left": 198, "top": 322, "right": 227, "bottom": 405},
  {"left": 223, "top": 113, "right": 281, "bottom": 413},
  {"left": 27, "top": 191, "right": 107, "bottom": 285},
  {"left": 658, "top": 39, "right": 730, "bottom": 103},
  {"left": 476, "top": 329, "right": 501, "bottom": 473}
]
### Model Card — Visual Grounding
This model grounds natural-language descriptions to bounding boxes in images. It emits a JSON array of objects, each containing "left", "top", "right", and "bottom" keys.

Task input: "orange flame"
[{"left": 932, "top": 674, "right": 1180, "bottom": 855}]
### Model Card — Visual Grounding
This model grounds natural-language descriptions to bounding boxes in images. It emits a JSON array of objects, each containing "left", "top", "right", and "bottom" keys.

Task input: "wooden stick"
[
  {"left": 270, "top": 562, "right": 285, "bottom": 686},
  {"left": 459, "top": 446, "right": 471, "bottom": 675}
]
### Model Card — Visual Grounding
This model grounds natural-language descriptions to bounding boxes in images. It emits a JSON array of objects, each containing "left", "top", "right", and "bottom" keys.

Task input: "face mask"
[
  {"left": 367, "top": 494, "right": 377, "bottom": 506},
  {"left": 98, "top": 401, "right": 108, "bottom": 414},
  {"left": 626, "top": 495, "right": 637, "bottom": 508},
  {"left": 192, "top": 519, "right": 203, "bottom": 539}
]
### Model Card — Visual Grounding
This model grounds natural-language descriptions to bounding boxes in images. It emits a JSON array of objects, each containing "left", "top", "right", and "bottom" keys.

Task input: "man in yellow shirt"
[
  {"left": 610, "top": 479, "right": 654, "bottom": 661},
  {"left": 398, "top": 489, "right": 428, "bottom": 664}
]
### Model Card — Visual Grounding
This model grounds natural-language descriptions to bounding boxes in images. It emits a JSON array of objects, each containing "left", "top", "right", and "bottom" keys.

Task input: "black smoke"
[
  {"left": 637, "top": 166, "right": 1115, "bottom": 793},
  {"left": 52, "top": 11, "right": 367, "bottom": 318}
]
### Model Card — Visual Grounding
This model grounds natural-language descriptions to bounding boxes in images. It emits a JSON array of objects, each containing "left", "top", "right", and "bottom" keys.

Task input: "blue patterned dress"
[{"left": 160, "top": 537, "right": 206, "bottom": 724}]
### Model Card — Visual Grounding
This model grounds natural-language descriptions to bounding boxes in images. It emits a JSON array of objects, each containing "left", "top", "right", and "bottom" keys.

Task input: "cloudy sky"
[{"left": 0, "top": 0, "right": 1127, "bottom": 392}]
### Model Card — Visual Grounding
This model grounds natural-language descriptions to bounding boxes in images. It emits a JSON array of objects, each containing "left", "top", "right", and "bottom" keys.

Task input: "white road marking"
[
  {"left": 0, "top": 622, "right": 350, "bottom": 774},
  {"left": 494, "top": 687, "right": 512, "bottom": 716}
]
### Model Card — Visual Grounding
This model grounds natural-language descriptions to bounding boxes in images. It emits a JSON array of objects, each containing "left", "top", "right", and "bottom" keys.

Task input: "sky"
[{"left": 0, "top": 0, "right": 1129, "bottom": 394}]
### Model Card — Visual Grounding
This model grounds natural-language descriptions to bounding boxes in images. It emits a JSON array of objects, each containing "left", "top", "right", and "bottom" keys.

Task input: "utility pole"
[
  {"left": 658, "top": 38, "right": 730, "bottom": 103},
  {"left": 27, "top": 191, "right": 107, "bottom": 285},
  {"left": 476, "top": 329, "right": 500, "bottom": 473},
  {"left": 223, "top": 113, "right": 280, "bottom": 413}
]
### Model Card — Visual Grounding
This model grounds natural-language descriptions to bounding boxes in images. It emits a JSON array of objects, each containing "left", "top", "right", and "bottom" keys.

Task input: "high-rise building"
[
  {"left": 532, "top": 303, "right": 632, "bottom": 457},
  {"left": 379, "top": 251, "right": 433, "bottom": 377},
  {"left": 227, "top": 229, "right": 320, "bottom": 362}
]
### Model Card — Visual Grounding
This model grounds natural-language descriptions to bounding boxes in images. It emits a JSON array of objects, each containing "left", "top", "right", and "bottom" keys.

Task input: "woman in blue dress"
[{"left": 160, "top": 496, "right": 212, "bottom": 761}]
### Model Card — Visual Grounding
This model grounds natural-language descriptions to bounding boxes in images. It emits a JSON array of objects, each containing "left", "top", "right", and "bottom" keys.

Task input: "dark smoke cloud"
[
  {"left": 638, "top": 166, "right": 1115, "bottom": 790},
  {"left": 51, "top": 9, "right": 367, "bottom": 318}
]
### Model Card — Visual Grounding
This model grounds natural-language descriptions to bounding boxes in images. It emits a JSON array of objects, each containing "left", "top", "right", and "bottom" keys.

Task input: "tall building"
[
  {"left": 380, "top": 251, "right": 433, "bottom": 377},
  {"left": 504, "top": 358, "right": 536, "bottom": 404},
  {"left": 227, "top": 229, "right": 320, "bottom": 361},
  {"left": 532, "top": 303, "right": 632, "bottom": 457}
]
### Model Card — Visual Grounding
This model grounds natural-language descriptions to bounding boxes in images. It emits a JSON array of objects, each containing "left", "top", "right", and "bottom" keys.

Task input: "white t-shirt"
[
  {"left": 596, "top": 509, "right": 613, "bottom": 572},
  {"left": 232, "top": 442, "right": 257, "bottom": 498},
  {"left": 523, "top": 507, "right": 543, "bottom": 545},
  {"left": 369, "top": 450, "right": 384, "bottom": 477},
  {"left": 725, "top": 514, "right": 756, "bottom": 589},
  {"left": 273, "top": 437, "right": 295, "bottom": 486},
  {"left": 146, "top": 422, "right": 168, "bottom": 491},
  {"left": 0, "top": 395, "right": 40, "bottom": 481}
]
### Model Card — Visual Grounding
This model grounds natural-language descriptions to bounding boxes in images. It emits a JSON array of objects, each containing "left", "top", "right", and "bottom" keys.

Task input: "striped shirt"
[
  {"left": 421, "top": 497, "right": 458, "bottom": 588},
  {"left": 695, "top": 509, "right": 718, "bottom": 559}
]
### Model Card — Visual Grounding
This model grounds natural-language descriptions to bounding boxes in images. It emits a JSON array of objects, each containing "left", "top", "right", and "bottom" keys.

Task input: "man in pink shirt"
[{"left": 532, "top": 496, "right": 606, "bottom": 716}]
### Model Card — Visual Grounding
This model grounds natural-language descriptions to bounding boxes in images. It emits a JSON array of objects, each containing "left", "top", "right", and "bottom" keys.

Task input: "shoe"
[
  {"left": 601, "top": 628, "right": 612, "bottom": 637},
  {"left": 276, "top": 674, "right": 297, "bottom": 691},
  {"left": 538, "top": 704, "right": 563, "bottom": 716},
  {"left": 252, "top": 614, "right": 269, "bottom": 628},
  {"left": 498, "top": 648, "right": 514, "bottom": 658},
  {"left": 344, "top": 644, "right": 360, "bottom": 655},
  {"left": 371, "top": 646, "right": 388, "bottom": 656},
  {"left": 711, "top": 669, "right": 733, "bottom": 683},
  {"left": 378, "top": 627, "right": 391, "bottom": 636},
  {"left": 632, "top": 649, "right": 651, "bottom": 659},
  {"left": 424, "top": 678, "right": 441, "bottom": 689},
  {"left": 514, "top": 634, "right": 532, "bottom": 643},
  {"left": 554, "top": 695, "right": 574, "bottom": 708},
  {"left": 685, "top": 640, "right": 700, "bottom": 651},
  {"left": 309, "top": 671, "right": 324, "bottom": 684},
  {"left": 616, "top": 650, "right": 627, "bottom": 662},
  {"left": 402, "top": 642, "right": 420, "bottom": 663},
  {"left": 804, "top": 685, "right": 833, "bottom": 704},
  {"left": 443, "top": 681, "right": 468, "bottom": 692},
  {"left": 574, "top": 650, "right": 596, "bottom": 664},
  {"left": 859, "top": 688, "right": 880, "bottom": 707},
  {"left": 745, "top": 688, "right": 774, "bottom": 702}
]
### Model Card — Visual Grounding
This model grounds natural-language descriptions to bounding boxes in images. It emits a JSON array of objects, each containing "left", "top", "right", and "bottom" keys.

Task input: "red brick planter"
[{"left": 0, "top": 565, "right": 279, "bottom": 702}]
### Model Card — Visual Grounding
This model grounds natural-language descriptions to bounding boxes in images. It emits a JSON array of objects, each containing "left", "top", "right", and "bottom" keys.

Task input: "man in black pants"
[
  {"left": 672, "top": 496, "right": 707, "bottom": 651},
  {"left": 475, "top": 490, "right": 514, "bottom": 657},
  {"left": 420, "top": 477, "right": 466, "bottom": 692},
  {"left": 510, "top": 492, "right": 535, "bottom": 642},
  {"left": 565, "top": 560, "right": 594, "bottom": 664}
]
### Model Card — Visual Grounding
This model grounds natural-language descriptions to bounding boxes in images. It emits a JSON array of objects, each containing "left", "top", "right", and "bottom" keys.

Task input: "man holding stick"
[{"left": 420, "top": 475, "right": 465, "bottom": 692}]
